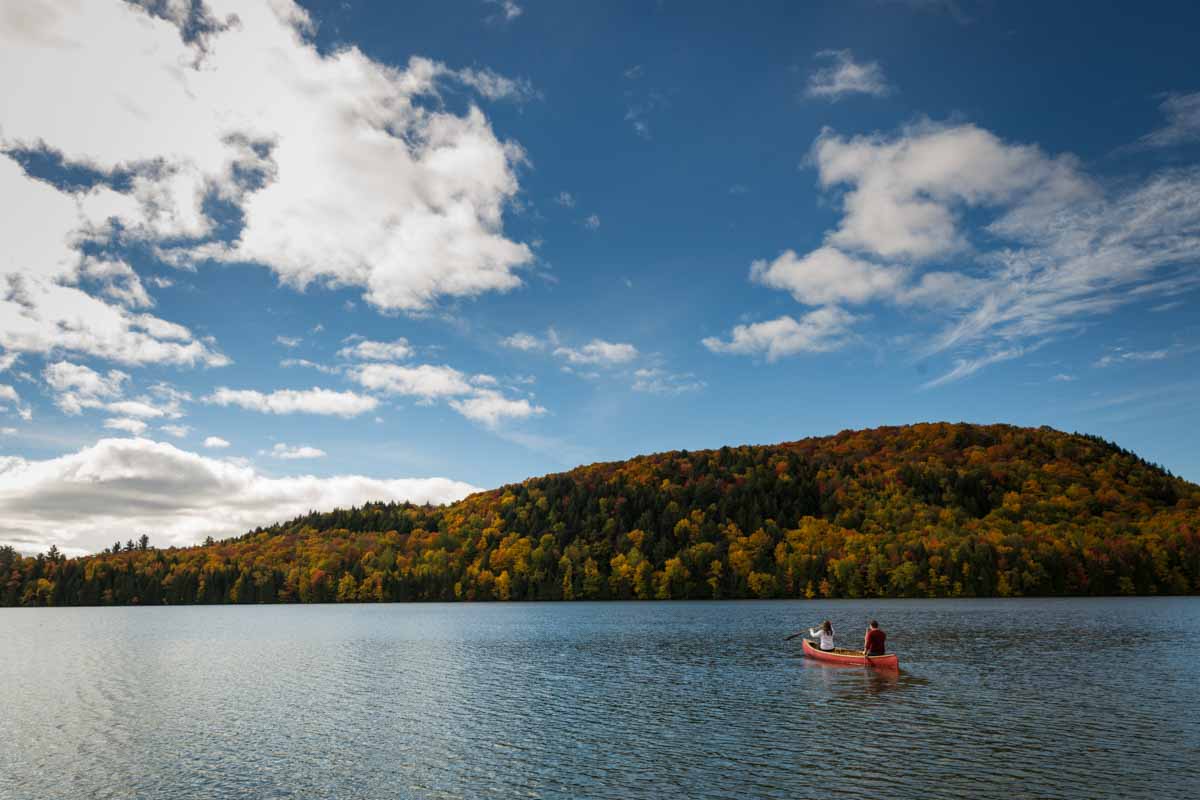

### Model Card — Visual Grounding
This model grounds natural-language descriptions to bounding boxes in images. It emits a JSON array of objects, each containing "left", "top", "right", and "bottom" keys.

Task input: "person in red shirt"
[{"left": 863, "top": 620, "right": 887, "bottom": 656}]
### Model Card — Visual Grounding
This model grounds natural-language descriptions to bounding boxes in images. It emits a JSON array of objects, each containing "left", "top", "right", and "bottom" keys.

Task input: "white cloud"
[
  {"left": 79, "top": 258, "right": 153, "bottom": 309},
  {"left": 268, "top": 443, "right": 326, "bottom": 460},
  {"left": 43, "top": 361, "right": 129, "bottom": 414},
  {"left": 584, "top": 214, "right": 601, "bottom": 230},
  {"left": 0, "top": 384, "right": 31, "bottom": 420},
  {"left": 501, "top": 331, "right": 545, "bottom": 351},
  {"left": 1052, "top": 373, "right": 1076, "bottom": 382},
  {"left": 554, "top": 339, "right": 638, "bottom": 366},
  {"left": 703, "top": 308, "right": 857, "bottom": 361},
  {"left": 275, "top": 335, "right": 302, "bottom": 348},
  {"left": 160, "top": 424, "right": 191, "bottom": 438},
  {"left": 483, "top": 0, "right": 523, "bottom": 23},
  {"left": 728, "top": 120, "right": 1200, "bottom": 380},
  {"left": 0, "top": 437, "right": 479, "bottom": 554},
  {"left": 555, "top": 191, "right": 576, "bottom": 207},
  {"left": 280, "top": 358, "right": 341, "bottom": 374},
  {"left": 921, "top": 345, "right": 1031, "bottom": 389},
  {"left": 1139, "top": 92, "right": 1200, "bottom": 148},
  {"left": 204, "top": 436, "right": 231, "bottom": 449},
  {"left": 806, "top": 50, "right": 890, "bottom": 100},
  {"left": 632, "top": 368, "right": 705, "bottom": 394},
  {"left": 448, "top": 390, "right": 545, "bottom": 427},
  {"left": 811, "top": 122, "right": 1090, "bottom": 261},
  {"left": 1094, "top": 348, "right": 1170, "bottom": 368},
  {"left": 1, "top": 0, "right": 534, "bottom": 316},
  {"left": 350, "top": 361, "right": 541, "bottom": 427},
  {"left": 453, "top": 67, "right": 538, "bottom": 103},
  {"left": 106, "top": 400, "right": 170, "bottom": 419},
  {"left": 0, "top": 427, "right": 16, "bottom": 436},
  {"left": 206, "top": 387, "right": 379, "bottom": 417},
  {"left": 104, "top": 417, "right": 148, "bottom": 435},
  {"left": 750, "top": 246, "right": 907, "bottom": 306},
  {"left": 0, "top": 158, "right": 229, "bottom": 368},
  {"left": 337, "top": 338, "right": 413, "bottom": 361},
  {"left": 352, "top": 363, "right": 474, "bottom": 400}
]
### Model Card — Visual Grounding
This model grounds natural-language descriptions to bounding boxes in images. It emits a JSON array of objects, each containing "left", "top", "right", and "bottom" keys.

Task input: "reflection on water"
[{"left": 1, "top": 598, "right": 1197, "bottom": 799}]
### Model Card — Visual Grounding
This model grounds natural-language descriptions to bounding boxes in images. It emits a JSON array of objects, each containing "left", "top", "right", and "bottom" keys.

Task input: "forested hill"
[{"left": 4, "top": 422, "right": 1199, "bottom": 606}]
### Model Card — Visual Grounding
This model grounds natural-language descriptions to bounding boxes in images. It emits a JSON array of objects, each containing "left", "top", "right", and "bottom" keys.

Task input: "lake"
[{"left": 1, "top": 598, "right": 1197, "bottom": 799}]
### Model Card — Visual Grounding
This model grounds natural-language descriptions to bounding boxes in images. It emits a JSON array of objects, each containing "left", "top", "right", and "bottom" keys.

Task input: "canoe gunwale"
[{"left": 802, "top": 638, "right": 899, "bottom": 670}]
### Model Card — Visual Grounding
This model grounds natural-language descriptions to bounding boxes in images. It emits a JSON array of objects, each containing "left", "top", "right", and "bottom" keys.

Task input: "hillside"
[{"left": 3, "top": 422, "right": 1199, "bottom": 605}]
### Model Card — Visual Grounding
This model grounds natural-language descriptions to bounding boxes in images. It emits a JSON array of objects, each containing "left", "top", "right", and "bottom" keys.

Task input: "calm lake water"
[{"left": 1, "top": 598, "right": 1197, "bottom": 799}]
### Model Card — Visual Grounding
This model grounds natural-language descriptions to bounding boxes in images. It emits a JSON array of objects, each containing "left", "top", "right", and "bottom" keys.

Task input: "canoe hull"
[{"left": 802, "top": 638, "right": 899, "bottom": 670}]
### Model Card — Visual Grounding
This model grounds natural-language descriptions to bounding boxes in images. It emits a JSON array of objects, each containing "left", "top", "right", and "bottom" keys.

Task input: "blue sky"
[{"left": 1, "top": 0, "right": 1198, "bottom": 553}]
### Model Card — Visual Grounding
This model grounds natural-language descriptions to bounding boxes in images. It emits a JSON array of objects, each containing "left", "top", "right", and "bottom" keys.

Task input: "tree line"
[{"left": 3, "top": 423, "right": 1198, "bottom": 605}]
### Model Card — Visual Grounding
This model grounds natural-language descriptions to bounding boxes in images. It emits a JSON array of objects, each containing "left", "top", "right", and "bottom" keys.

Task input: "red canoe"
[{"left": 803, "top": 638, "right": 899, "bottom": 670}]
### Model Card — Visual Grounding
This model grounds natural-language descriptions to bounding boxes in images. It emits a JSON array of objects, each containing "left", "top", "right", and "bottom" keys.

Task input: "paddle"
[{"left": 784, "top": 625, "right": 819, "bottom": 642}]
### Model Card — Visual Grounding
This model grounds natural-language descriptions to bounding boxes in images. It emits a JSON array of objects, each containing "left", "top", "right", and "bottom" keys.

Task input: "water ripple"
[{"left": 1, "top": 598, "right": 1198, "bottom": 799}]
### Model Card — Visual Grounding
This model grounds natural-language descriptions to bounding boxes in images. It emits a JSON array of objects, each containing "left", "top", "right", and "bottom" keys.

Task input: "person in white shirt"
[{"left": 809, "top": 620, "right": 835, "bottom": 651}]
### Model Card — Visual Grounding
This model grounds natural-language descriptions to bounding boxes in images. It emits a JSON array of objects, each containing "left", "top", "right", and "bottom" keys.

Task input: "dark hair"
[
  {"left": 869, "top": 620, "right": 879, "bottom": 628},
  {"left": 822, "top": 620, "right": 833, "bottom": 634}
]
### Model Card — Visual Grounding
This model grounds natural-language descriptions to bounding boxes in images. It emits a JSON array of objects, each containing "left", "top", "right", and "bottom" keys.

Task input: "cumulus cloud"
[
  {"left": 751, "top": 246, "right": 907, "bottom": 305},
  {"left": 0, "top": 158, "right": 229, "bottom": 367},
  {"left": 448, "top": 390, "right": 545, "bottom": 428},
  {"left": 555, "top": 191, "right": 576, "bottom": 207},
  {"left": 703, "top": 309, "right": 857, "bottom": 361},
  {"left": 203, "top": 436, "right": 231, "bottom": 449},
  {"left": 351, "top": 363, "right": 474, "bottom": 400},
  {"left": 811, "top": 122, "right": 1091, "bottom": 261},
  {"left": 554, "top": 339, "right": 638, "bottom": 365},
  {"left": 584, "top": 214, "right": 602, "bottom": 230},
  {"left": 206, "top": 387, "right": 379, "bottom": 417},
  {"left": 104, "top": 417, "right": 148, "bottom": 435},
  {"left": 160, "top": 424, "right": 191, "bottom": 438},
  {"left": 717, "top": 119, "right": 1200, "bottom": 378},
  {"left": 43, "top": 361, "right": 129, "bottom": 414},
  {"left": 268, "top": 443, "right": 325, "bottom": 460},
  {"left": 337, "top": 337, "right": 413, "bottom": 361},
  {"left": 0, "top": 0, "right": 534, "bottom": 323},
  {"left": 350, "top": 362, "right": 541, "bottom": 426},
  {"left": 806, "top": 50, "right": 890, "bottom": 100},
  {"left": 79, "top": 258, "right": 154, "bottom": 309},
  {"left": 0, "top": 437, "right": 479, "bottom": 554}
]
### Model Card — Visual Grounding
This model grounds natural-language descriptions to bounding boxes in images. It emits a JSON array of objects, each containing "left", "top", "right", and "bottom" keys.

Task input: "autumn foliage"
[{"left": 3, "top": 423, "right": 1199, "bottom": 606}]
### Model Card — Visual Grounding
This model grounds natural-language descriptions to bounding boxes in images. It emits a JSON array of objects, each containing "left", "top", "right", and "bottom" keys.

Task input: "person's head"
[
  {"left": 821, "top": 620, "right": 832, "bottom": 634},
  {"left": 869, "top": 620, "right": 879, "bottom": 629}
]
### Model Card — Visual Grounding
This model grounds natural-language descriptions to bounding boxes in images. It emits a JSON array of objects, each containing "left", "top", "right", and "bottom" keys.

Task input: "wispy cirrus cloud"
[
  {"left": 711, "top": 116, "right": 1200, "bottom": 381},
  {"left": 805, "top": 50, "right": 891, "bottom": 101},
  {"left": 1137, "top": 91, "right": 1200, "bottom": 149}
]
